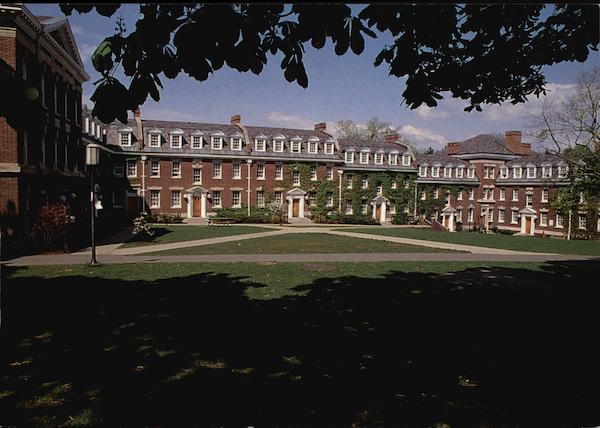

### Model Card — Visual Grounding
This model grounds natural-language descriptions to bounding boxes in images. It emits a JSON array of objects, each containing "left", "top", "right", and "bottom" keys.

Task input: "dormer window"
[
  {"left": 500, "top": 166, "right": 508, "bottom": 179},
  {"left": 291, "top": 140, "right": 301, "bottom": 153},
  {"left": 444, "top": 166, "right": 452, "bottom": 178},
  {"left": 527, "top": 165, "right": 536, "bottom": 178},
  {"left": 513, "top": 166, "right": 522, "bottom": 179},
  {"left": 119, "top": 129, "right": 132, "bottom": 147},
  {"left": 402, "top": 153, "right": 411, "bottom": 166},
  {"left": 273, "top": 139, "right": 283, "bottom": 152},
  {"left": 170, "top": 134, "right": 182, "bottom": 148},
  {"left": 211, "top": 136, "right": 223, "bottom": 150},
  {"left": 389, "top": 154, "right": 398, "bottom": 165},
  {"left": 255, "top": 139, "right": 266, "bottom": 151},
  {"left": 149, "top": 133, "right": 161, "bottom": 148},
  {"left": 418, "top": 165, "right": 427, "bottom": 177},
  {"left": 324, "top": 142, "right": 334, "bottom": 154},
  {"left": 432, "top": 165, "right": 440, "bottom": 177},
  {"left": 345, "top": 151, "right": 354, "bottom": 163},
  {"left": 375, "top": 153, "right": 384, "bottom": 165},
  {"left": 308, "top": 141, "right": 318, "bottom": 154},
  {"left": 456, "top": 166, "right": 464, "bottom": 178},
  {"left": 542, "top": 164, "right": 552, "bottom": 178},
  {"left": 231, "top": 137, "right": 242, "bottom": 150},
  {"left": 467, "top": 167, "right": 475, "bottom": 179},
  {"left": 558, "top": 164, "right": 568, "bottom": 178},
  {"left": 360, "top": 152, "right": 369, "bottom": 164}
]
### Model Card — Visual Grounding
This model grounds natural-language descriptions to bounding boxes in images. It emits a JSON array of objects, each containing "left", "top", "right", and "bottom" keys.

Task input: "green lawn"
[
  {"left": 337, "top": 227, "right": 600, "bottom": 255},
  {"left": 120, "top": 225, "right": 275, "bottom": 248},
  {"left": 147, "top": 232, "right": 460, "bottom": 255},
  {"left": 2, "top": 260, "right": 599, "bottom": 426}
]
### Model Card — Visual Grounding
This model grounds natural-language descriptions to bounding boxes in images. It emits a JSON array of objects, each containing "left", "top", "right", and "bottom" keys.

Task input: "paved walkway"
[{"left": 4, "top": 225, "right": 594, "bottom": 266}]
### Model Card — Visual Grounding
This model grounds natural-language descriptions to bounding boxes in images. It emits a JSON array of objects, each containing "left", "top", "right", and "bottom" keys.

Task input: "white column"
[
  {"left": 187, "top": 194, "right": 192, "bottom": 218},
  {"left": 372, "top": 203, "right": 377, "bottom": 219},
  {"left": 530, "top": 217, "right": 536, "bottom": 235},
  {"left": 520, "top": 215, "right": 526, "bottom": 234},
  {"left": 201, "top": 193, "right": 207, "bottom": 218},
  {"left": 287, "top": 196, "right": 293, "bottom": 218},
  {"left": 299, "top": 197, "right": 305, "bottom": 218},
  {"left": 449, "top": 212, "right": 455, "bottom": 232},
  {"left": 381, "top": 201, "right": 387, "bottom": 223}
]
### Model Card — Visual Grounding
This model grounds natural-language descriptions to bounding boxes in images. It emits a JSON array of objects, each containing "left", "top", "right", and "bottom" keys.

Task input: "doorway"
[
  {"left": 193, "top": 196, "right": 201, "bottom": 217},
  {"left": 292, "top": 199, "right": 300, "bottom": 217}
]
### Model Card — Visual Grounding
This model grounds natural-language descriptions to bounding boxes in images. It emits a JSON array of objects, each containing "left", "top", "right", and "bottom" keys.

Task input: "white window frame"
[
  {"left": 275, "top": 163, "right": 283, "bottom": 180},
  {"left": 255, "top": 139, "right": 266, "bottom": 152},
  {"left": 375, "top": 153, "right": 383, "bottom": 165},
  {"left": 541, "top": 189, "right": 549, "bottom": 203},
  {"left": 542, "top": 165, "right": 552, "bottom": 178},
  {"left": 499, "top": 188, "right": 506, "bottom": 201},
  {"left": 150, "top": 160, "right": 160, "bottom": 177},
  {"left": 402, "top": 154, "right": 410, "bottom": 166},
  {"left": 579, "top": 215, "right": 586, "bottom": 230},
  {"left": 191, "top": 135, "right": 202, "bottom": 149},
  {"left": 391, "top": 180, "right": 397, "bottom": 189},
  {"left": 420, "top": 190, "right": 426, "bottom": 200},
  {"left": 211, "top": 137, "right": 223, "bottom": 150},
  {"left": 324, "top": 142, "right": 334, "bottom": 155},
  {"left": 432, "top": 166, "right": 440, "bottom": 178},
  {"left": 376, "top": 185, "right": 383, "bottom": 196},
  {"left": 361, "top": 178, "right": 369, "bottom": 189},
  {"left": 170, "top": 134, "right": 182, "bottom": 149},
  {"left": 310, "top": 165, "right": 317, "bottom": 181},
  {"left": 273, "top": 140, "right": 283, "bottom": 152},
  {"left": 256, "top": 190, "right": 265, "bottom": 207},
  {"left": 527, "top": 165, "right": 536, "bottom": 178},
  {"left": 444, "top": 166, "right": 452, "bottom": 178},
  {"left": 257, "top": 162, "right": 265, "bottom": 180},
  {"left": 526, "top": 194, "right": 533, "bottom": 207},
  {"left": 511, "top": 210, "right": 519, "bottom": 224},
  {"left": 309, "top": 141, "right": 318, "bottom": 154},
  {"left": 171, "top": 160, "right": 181, "bottom": 178},
  {"left": 119, "top": 132, "right": 132, "bottom": 147},
  {"left": 326, "top": 192, "right": 334, "bottom": 207},
  {"left": 346, "top": 175, "right": 353, "bottom": 189},
  {"left": 292, "top": 170, "right": 300, "bottom": 186},
  {"left": 500, "top": 167, "right": 508, "bottom": 179},
  {"left": 192, "top": 167, "right": 202, "bottom": 184},
  {"left": 126, "top": 160, "right": 137, "bottom": 177},
  {"left": 149, "top": 133, "right": 161, "bottom": 148},
  {"left": 362, "top": 202, "right": 368, "bottom": 215},
  {"left": 457, "top": 191, "right": 463, "bottom": 201},
  {"left": 275, "top": 191, "right": 283, "bottom": 205},
  {"left": 345, "top": 151, "right": 354, "bottom": 163},
  {"left": 150, "top": 190, "right": 160, "bottom": 208},
  {"left": 558, "top": 165, "right": 568, "bottom": 178},
  {"left": 556, "top": 213, "right": 564, "bottom": 228},
  {"left": 213, "top": 160, "right": 222, "bottom": 179},
  {"left": 389, "top": 154, "right": 398, "bottom": 166},
  {"left": 467, "top": 167, "right": 475, "bottom": 179},
  {"left": 231, "top": 137, "right": 242, "bottom": 151},
  {"left": 233, "top": 162, "right": 241, "bottom": 180},
  {"left": 513, "top": 189, "right": 519, "bottom": 201},
  {"left": 469, "top": 189, "right": 475, "bottom": 200},
  {"left": 171, "top": 190, "right": 182, "bottom": 208},
  {"left": 418, "top": 166, "right": 427, "bottom": 177},
  {"left": 345, "top": 203, "right": 353, "bottom": 215},
  {"left": 539, "top": 212, "right": 548, "bottom": 227},
  {"left": 291, "top": 141, "right": 301, "bottom": 153},
  {"left": 498, "top": 209, "right": 505, "bottom": 223},
  {"left": 360, "top": 152, "right": 369, "bottom": 164},
  {"left": 326, "top": 166, "right": 333, "bottom": 181},
  {"left": 232, "top": 190, "right": 241, "bottom": 208},
  {"left": 513, "top": 166, "right": 522, "bottom": 179},
  {"left": 212, "top": 190, "right": 222, "bottom": 208}
]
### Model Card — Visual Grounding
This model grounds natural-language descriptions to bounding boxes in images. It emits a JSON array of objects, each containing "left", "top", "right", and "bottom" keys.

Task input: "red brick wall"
[
  {"left": 0, "top": 35, "right": 18, "bottom": 165},
  {"left": 0, "top": 177, "right": 20, "bottom": 215}
]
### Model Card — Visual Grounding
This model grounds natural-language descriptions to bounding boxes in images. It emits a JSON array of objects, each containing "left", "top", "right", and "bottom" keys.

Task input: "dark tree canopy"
[{"left": 6, "top": 4, "right": 600, "bottom": 126}]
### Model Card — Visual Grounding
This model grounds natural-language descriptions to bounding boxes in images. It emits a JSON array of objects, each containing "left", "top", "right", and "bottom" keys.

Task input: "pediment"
[
  {"left": 42, "top": 18, "right": 84, "bottom": 68},
  {"left": 287, "top": 187, "right": 307, "bottom": 195},
  {"left": 185, "top": 186, "right": 208, "bottom": 194}
]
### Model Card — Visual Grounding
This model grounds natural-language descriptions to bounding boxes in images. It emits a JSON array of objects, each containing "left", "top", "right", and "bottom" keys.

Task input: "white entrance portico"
[
  {"left": 184, "top": 186, "right": 208, "bottom": 218},
  {"left": 371, "top": 195, "right": 388, "bottom": 223},
  {"left": 441, "top": 205, "right": 456, "bottom": 232},
  {"left": 287, "top": 188, "right": 306, "bottom": 219},
  {"left": 519, "top": 207, "right": 537, "bottom": 235}
]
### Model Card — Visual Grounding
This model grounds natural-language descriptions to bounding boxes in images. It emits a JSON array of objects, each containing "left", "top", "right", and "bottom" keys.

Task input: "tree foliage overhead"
[
  {"left": 56, "top": 3, "right": 599, "bottom": 124},
  {"left": 336, "top": 117, "right": 399, "bottom": 143}
]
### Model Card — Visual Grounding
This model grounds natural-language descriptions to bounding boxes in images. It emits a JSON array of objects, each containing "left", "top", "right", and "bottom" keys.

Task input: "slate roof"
[
  {"left": 504, "top": 151, "right": 564, "bottom": 166},
  {"left": 416, "top": 151, "right": 471, "bottom": 166},
  {"left": 456, "top": 134, "right": 515, "bottom": 155},
  {"left": 337, "top": 138, "right": 410, "bottom": 153}
]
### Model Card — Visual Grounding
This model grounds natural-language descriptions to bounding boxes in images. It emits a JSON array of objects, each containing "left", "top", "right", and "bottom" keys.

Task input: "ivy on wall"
[{"left": 415, "top": 183, "right": 476, "bottom": 218}]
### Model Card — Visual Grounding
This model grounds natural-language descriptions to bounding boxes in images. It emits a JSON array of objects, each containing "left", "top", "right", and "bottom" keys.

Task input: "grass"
[
  {"left": 337, "top": 227, "right": 600, "bottom": 255},
  {"left": 147, "top": 232, "right": 460, "bottom": 255},
  {"left": 120, "top": 225, "right": 275, "bottom": 248},
  {"left": 2, "top": 260, "right": 599, "bottom": 426}
]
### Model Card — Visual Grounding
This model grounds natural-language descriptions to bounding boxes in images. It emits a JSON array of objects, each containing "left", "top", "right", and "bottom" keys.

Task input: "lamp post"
[
  {"left": 85, "top": 144, "right": 100, "bottom": 266},
  {"left": 141, "top": 155, "right": 147, "bottom": 214},
  {"left": 246, "top": 159, "right": 252, "bottom": 216}
]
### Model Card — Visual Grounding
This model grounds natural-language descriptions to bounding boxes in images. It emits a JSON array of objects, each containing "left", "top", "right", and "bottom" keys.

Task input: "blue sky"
[{"left": 27, "top": 3, "right": 599, "bottom": 149}]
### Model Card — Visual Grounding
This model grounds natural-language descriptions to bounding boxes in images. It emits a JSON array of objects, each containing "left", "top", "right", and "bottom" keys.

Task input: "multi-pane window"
[
  {"left": 483, "top": 188, "right": 492, "bottom": 200},
  {"left": 499, "top": 188, "right": 506, "bottom": 200},
  {"left": 556, "top": 214, "right": 564, "bottom": 228},
  {"left": 293, "top": 170, "right": 300, "bottom": 186},
  {"left": 257, "top": 163, "right": 265, "bottom": 180},
  {"left": 419, "top": 166, "right": 427, "bottom": 177},
  {"left": 513, "top": 166, "right": 522, "bottom": 179},
  {"left": 376, "top": 185, "right": 383, "bottom": 196},
  {"left": 275, "top": 191, "right": 283, "bottom": 205},
  {"left": 172, "top": 161, "right": 181, "bottom": 178},
  {"left": 402, "top": 154, "right": 410, "bottom": 166},
  {"left": 362, "top": 202, "right": 369, "bottom": 215},
  {"left": 149, "top": 133, "right": 161, "bottom": 147},
  {"left": 579, "top": 215, "right": 586, "bottom": 230},
  {"left": 375, "top": 153, "right": 383, "bottom": 164},
  {"left": 257, "top": 190, "right": 265, "bottom": 207},
  {"left": 360, "top": 152, "right": 369, "bottom": 164},
  {"left": 457, "top": 191, "right": 463, "bottom": 200},
  {"left": 346, "top": 175, "right": 353, "bottom": 189},
  {"left": 345, "top": 202, "right": 353, "bottom": 215},
  {"left": 345, "top": 151, "right": 354, "bottom": 163},
  {"left": 326, "top": 166, "right": 333, "bottom": 180},
  {"left": 114, "top": 164, "right": 124, "bottom": 177},
  {"left": 420, "top": 191, "right": 426, "bottom": 200},
  {"left": 120, "top": 132, "right": 131, "bottom": 146},
  {"left": 255, "top": 139, "right": 266, "bottom": 151},
  {"left": 213, "top": 161, "right": 222, "bottom": 179},
  {"left": 558, "top": 165, "right": 568, "bottom": 178},
  {"left": 170, "top": 134, "right": 182, "bottom": 148},
  {"left": 467, "top": 167, "right": 475, "bottom": 178},
  {"left": 391, "top": 181, "right": 397, "bottom": 189},
  {"left": 232, "top": 190, "right": 241, "bottom": 208},
  {"left": 193, "top": 167, "right": 202, "bottom": 184},
  {"left": 361, "top": 178, "right": 369, "bottom": 189},
  {"left": 527, "top": 165, "right": 536, "bottom": 178},
  {"left": 309, "top": 141, "right": 318, "bottom": 154},
  {"left": 468, "top": 208, "right": 474, "bottom": 223},
  {"left": 444, "top": 166, "right": 452, "bottom": 178},
  {"left": 211, "top": 137, "right": 222, "bottom": 150},
  {"left": 171, "top": 190, "right": 181, "bottom": 208},
  {"left": 541, "top": 189, "right": 549, "bottom": 202},
  {"left": 324, "top": 143, "right": 333, "bottom": 154},
  {"left": 433, "top": 188, "right": 439, "bottom": 199},
  {"left": 212, "top": 190, "right": 222, "bottom": 208},
  {"left": 308, "top": 192, "right": 316, "bottom": 207},
  {"left": 126, "top": 160, "right": 137, "bottom": 177},
  {"left": 291, "top": 141, "right": 301, "bottom": 153},
  {"left": 150, "top": 190, "right": 160, "bottom": 208},
  {"left": 526, "top": 194, "right": 533, "bottom": 207},
  {"left": 310, "top": 166, "right": 317, "bottom": 181},
  {"left": 326, "top": 192, "right": 334, "bottom": 207},
  {"left": 432, "top": 166, "right": 440, "bottom": 177},
  {"left": 498, "top": 209, "right": 505, "bottom": 223},
  {"left": 275, "top": 164, "right": 283, "bottom": 180},
  {"left": 231, "top": 138, "right": 242, "bottom": 150},
  {"left": 191, "top": 135, "right": 202, "bottom": 149},
  {"left": 151, "top": 160, "right": 160, "bottom": 177},
  {"left": 274, "top": 140, "right": 283, "bottom": 152},
  {"left": 542, "top": 165, "right": 552, "bottom": 178},
  {"left": 539, "top": 212, "right": 548, "bottom": 226},
  {"left": 513, "top": 189, "right": 519, "bottom": 201},
  {"left": 456, "top": 208, "right": 463, "bottom": 222},
  {"left": 500, "top": 167, "right": 508, "bottom": 178},
  {"left": 233, "top": 162, "right": 241, "bottom": 179},
  {"left": 469, "top": 189, "right": 475, "bottom": 200},
  {"left": 484, "top": 165, "right": 495, "bottom": 179},
  {"left": 389, "top": 154, "right": 398, "bottom": 165},
  {"left": 389, "top": 204, "right": 396, "bottom": 214}
]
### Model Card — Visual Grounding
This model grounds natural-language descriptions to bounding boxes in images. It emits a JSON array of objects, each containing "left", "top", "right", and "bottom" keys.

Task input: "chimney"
[
  {"left": 384, "top": 132, "right": 399, "bottom": 143},
  {"left": 231, "top": 114, "right": 241, "bottom": 126},
  {"left": 314, "top": 122, "right": 326, "bottom": 132},
  {"left": 134, "top": 106, "right": 143, "bottom": 148},
  {"left": 505, "top": 130, "right": 522, "bottom": 154},
  {"left": 446, "top": 142, "right": 460, "bottom": 155}
]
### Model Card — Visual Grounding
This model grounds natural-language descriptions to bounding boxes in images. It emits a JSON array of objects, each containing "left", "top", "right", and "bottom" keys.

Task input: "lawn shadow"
[{"left": 1, "top": 261, "right": 600, "bottom": 426}]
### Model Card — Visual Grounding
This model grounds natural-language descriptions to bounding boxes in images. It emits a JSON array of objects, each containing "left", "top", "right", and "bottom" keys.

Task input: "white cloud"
[
  {"left": 415, "top": 105, "right": 450, "bottom": 120},
  {"left": 266, "top": 112, "right": 315, "bottom": 130},
  {"left": 142, "top": 107, "right": 206, "bottom": 123},
  {"left": 398, "top": 125, "right": 447, "bottom": 147}
]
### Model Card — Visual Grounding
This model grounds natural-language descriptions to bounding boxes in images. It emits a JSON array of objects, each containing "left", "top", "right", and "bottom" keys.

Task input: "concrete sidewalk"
[{"left": 4, "top": 252, "right": 597, "bottom": 266}]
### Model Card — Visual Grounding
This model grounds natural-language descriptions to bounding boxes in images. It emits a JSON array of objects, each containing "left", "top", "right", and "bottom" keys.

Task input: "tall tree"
[
  {"left": 49, "top": 4, "right": 599, "bottom": 124},
  {"left": 335, "top": 117, "right": 405, "bottom": 143}
]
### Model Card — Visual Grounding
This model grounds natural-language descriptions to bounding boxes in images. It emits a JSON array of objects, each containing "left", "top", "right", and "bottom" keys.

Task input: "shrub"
[
  {"left": 132, "top": 214, "right": 154, "bottom": 241},
  {"left": 149, "top": 212, "right": 184, "bottom": 225},
  {"left": 31, "top": 203, "right": 71, "bottom": 251},
  {"left": 214, "top": 206, "right": 278, "bottom": 224},
  {"left": 455, "top": 221, "right": 463, "bottom": 232},
  {"left": 316, "top": 213, "right": 380, "bottom": 225},
  {"left": 392, "top": 211, "right": 409, "bottom": 225}
]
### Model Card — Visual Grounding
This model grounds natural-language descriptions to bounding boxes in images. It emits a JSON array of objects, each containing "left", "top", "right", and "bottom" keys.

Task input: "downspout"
[
  {"left": 337, "top": 170, "right": 343, "bottom": 212},
  {"left": 414, "top": 180, "right": 418, "bottom": 219},
  {"left": 567, "top": 209, "right": 572, "bottom": 240},
  {"left": 233, "top": 117, "right": 253, "bottom": 213}
]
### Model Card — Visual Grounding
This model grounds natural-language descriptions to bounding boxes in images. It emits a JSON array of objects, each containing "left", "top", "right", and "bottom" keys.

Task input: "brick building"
[
  {"left": 0, "top": 4, "right": 89, "bottom": 234},
  {"left": 94, "top": 108, "right": 596, "bottom": 236}
]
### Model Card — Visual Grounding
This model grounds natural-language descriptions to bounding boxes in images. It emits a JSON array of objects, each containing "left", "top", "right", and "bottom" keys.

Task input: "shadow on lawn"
[{"left": 1, "top": 261, "right": 600, "bottom": 426}]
